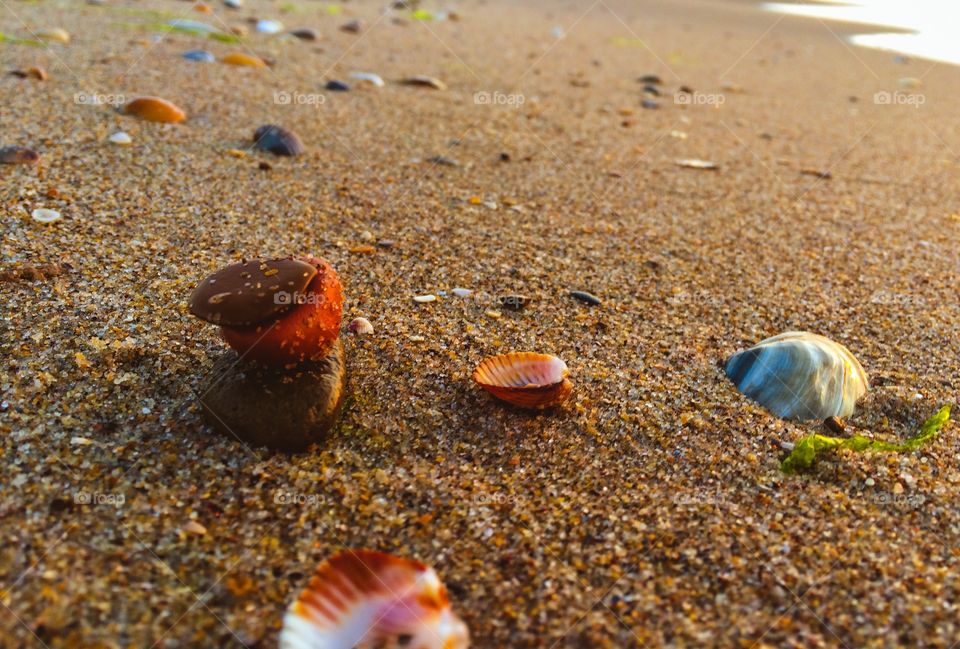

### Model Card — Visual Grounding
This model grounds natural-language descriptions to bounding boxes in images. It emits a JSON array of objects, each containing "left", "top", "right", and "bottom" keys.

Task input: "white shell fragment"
[
  {"left": 725, "top": 331, "right": 868, "bottom": 421},
  {"left": 348, "top": 317, "right": 374, "bottom": 335},
  {"left": 31, "top": 208, "right": 62, "bottom": 223},
  {"left": 109, "top": 132, "right": 133, "bottom": 145},
  {"left": 256, "top": 19, "right": 283, "bottom": 34},
  {"left": 452, "top": 287, "right": 472, "bottom": 297},
  {"left": 349, "top": 71, "right": 385, "bottom": 87},
  {"left": 413, "top": 294, "right": 437, "bottom": 303},
  {"left": 676, "top": 158, "right": 718, "bottom": 170}
]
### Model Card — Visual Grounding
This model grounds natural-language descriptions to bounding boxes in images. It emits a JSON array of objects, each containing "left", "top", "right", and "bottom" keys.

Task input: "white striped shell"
[
  {"left": 725, "top": 331, "right": 868, "bottom": 421},
  {"left": 280, "top": 549, "right": 469, "bottom": 649}
]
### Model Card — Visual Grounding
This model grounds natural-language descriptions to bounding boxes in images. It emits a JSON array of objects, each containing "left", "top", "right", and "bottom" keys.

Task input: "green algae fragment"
[
  {"left": 781, "top": 405, "right": 951, "bottom": 474},
  {"left": 0, "top": 32, "right": 44, "bottom": 46}
]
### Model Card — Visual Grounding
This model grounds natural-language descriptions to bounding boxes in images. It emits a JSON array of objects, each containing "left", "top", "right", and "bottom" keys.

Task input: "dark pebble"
[
  {"left": 0, "top": 146, "right": 40, "bottom": 165},
  {"left": 823, "top": 416, "right": 845, "bottom": 435},
  {"left": 678, "top": 85, "right": 693, "bottom": 94},
  {"left": 376, "top": 239, "right": 395, "bottom": 248},
  {"left": 325, "top": 80, "right": 350, "bottom": 91},
  {"left": 641, "top": 99, "right": 660, "bottom": 110},
  {"left": 499, "top": 295, "right": 530, "bottom": 310},
  {"left": 290, "top": 28, "right": 317, "bottom": 41},
  {"left": 200, "top": 340, "right": 346, "bottom": 452},
  {"left": 570, "top": 290, "right": 601, "bottom": 306},
  {"left": 499, "top": 152, "right": 511, "bottom": 162},
  {"left": 642, "top": 84, "right": 660, "bottom": 96},
  {"left": 638, "top": 74, "right": 662, "bottom": 84},
  {"left": 253, "top": 124, "right": 305, "bottom": 156},
  {"left": 183, "top": 49, "right": 215, "bottom": 62}
]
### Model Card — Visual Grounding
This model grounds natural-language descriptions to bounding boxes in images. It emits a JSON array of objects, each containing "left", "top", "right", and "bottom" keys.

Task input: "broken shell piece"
[
  {"left": 350, "top": 71, "right": 385, "bottom": 87},
  {"left": 413, "top": 294, "right": 437, "bottom": 303},
  {"left": 123, "top": 96, "right": 186, "bottom": 123},
  {"left": 347, "top": 317, "right": 374, "bottom": 335},
  {"left": 109, "top": 132, "right": 133, "bottom": 145},
  {"left": 473, "top": 352, "right": 573, "bottom": 409},
  {"left": 280, "top": 549, "right": 469, "bottom": 649},
  {"left": 401, "top": 75, "right": 446, "bottom": 90},
  {"left": 675, "top": 158, "right": 718, "bottom": 170},
  {"left": 31, "top": 208, "right": 61, "bottom": 223},
  {"left": 36, "top": 28, "right": 70, "bottom": 43},
  {"left": 725, "top": 331, "right": 868, "bottom": 421}
]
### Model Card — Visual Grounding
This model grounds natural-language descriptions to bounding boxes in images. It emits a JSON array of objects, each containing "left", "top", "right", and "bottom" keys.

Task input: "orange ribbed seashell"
[
  {"left": 222, "top": 52, "right": 267, "bottom": 67},
  {"left": 123, "top": 96, "right": 186, "bottom": 123},
  {"left": 472, "top": 352, "right": 573, "bottom": 409},
  {"left": 280, "top": 549, "right": 470, "bottom": 649}
]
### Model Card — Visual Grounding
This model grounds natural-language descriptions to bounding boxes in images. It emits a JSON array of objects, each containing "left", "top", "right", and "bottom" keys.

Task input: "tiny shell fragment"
[
  {"left": 31, "top": 208, "right": 62, "bottom": 223},
  {"left": 348, "top": 317, "right": 374, "bottom": 335},
  {"left": 253, "top": 125, "right": 304, "bottom": 156},
  {"left": 350, "top": 71, "right": 385, "bottom": 87},
  {"left": 402, "top": 75, "right": 447, "bottom": 90},
  {"left": 676, "top": 158, "right": 718, "bottom": 170},
  {"left": 109, "top": 132, "right": 133, "bottom": 145},
  {"left": 36, "top": 28, "right": 70, "bottom": 43},
  {"left": 413, "top": 294, "right": 437, "bottom": 303}
]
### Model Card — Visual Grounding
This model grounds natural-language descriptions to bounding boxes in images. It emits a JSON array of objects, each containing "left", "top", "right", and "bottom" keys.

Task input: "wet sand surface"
[{"left": 1, "top": 0, "right": 960, "bottom": 646}]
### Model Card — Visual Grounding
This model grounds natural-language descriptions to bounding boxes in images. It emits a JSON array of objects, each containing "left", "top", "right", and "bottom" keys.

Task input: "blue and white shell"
[{"left": 725, "top": 331, "right": 868, "bottom": 421}]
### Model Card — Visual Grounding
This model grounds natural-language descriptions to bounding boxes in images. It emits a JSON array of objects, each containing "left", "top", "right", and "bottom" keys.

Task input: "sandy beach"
[{"left": 2, "top": 0, "right": 959, "bottom": 646}]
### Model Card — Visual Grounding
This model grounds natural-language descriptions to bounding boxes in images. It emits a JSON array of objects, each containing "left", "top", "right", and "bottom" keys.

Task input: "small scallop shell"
[
  {"left": 123, "top": 97, "right": 186, "bottom": 123},
  {"left": 348, "top": 317, "right": 373, "bottom": 335},
  {"left": 473, "top": 352, "right": 572, "bottom": 409},
  {"left": 725, "top": 331, "right": 868, "bottom": 421},
  {"left": 280, "top": 550, "right": 469, "bottom": 649},
  {"left": 222, "top": 52, "right": 267, "bottom": 67}
]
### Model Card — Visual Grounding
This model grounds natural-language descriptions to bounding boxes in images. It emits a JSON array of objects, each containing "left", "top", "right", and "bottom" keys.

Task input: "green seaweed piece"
[
  {"left": 781, "top": 405, "right": 951, "bottom": 474},
  {"left": 411, "top": 9, "right": 435, "bottom": 21},
  {"left": 0, "top": 32, "right": 44, "bottom": 46}
]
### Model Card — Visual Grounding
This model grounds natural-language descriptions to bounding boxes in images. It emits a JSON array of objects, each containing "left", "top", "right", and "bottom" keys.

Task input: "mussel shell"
[
  {"left": 0, "top": 146, "right": 41, "bottom": 165},
  {"left": 473, "top": 352, "right": 572, "bottom": 409},
  {"left": 253, "top": 125, "right": 305, "bottom": 156},
  {"left": 725, "top": 331, "right": 868, "bottom": 421}
]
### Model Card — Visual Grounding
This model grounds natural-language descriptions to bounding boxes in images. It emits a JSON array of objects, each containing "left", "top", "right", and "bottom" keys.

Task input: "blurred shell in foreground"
[
  {"left": 280, "top": 549, "right": 469, "bottom": 649},
  {"left": 123, "top": 96, "right": 186, "bottom": 123},
  {"left": 473, "top": 352, "right": 572, "bottom": 409},
  {"left": 725, "top": 331, "right": 868, "bottom": 421}
]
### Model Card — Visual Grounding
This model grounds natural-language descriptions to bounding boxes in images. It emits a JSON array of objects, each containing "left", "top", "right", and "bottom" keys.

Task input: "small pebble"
[
  {"left": 348, "top": 317, "right": 374, "bottom": 335},
  {"left": 325, "top": 80, "right": 350, "bottom": 91},
  {"left": 452, "top": 288, "right": 472, "bottom": 297},
  {"left": 0, "top": 146, "right": 41, "bottom": 165},
  {"left": 222, "top": 52, "right": 267, "bottom": 67},
  {"left": 183, "top": 49, "right": 216, "bottom": 62},
  {"left": 638, "top": 74, "right": 662, "bottom": 84},
  {"left": 224, "top": 0, "right": 242, "bottom": 8},
  {"left": 350, "top": 72, "right": 385, "bottom": 87},
  {"left": 413, "top": 294, "right": 437, "bottom": 303},
  {"left": 11, "top": 66, "right": 48, "bottom": 80},
  {"left": 255, "top": 19, "right": 283, "bottom": 34},
  {"left": 641, "top": 99, "right": 660, "bottom": 110},
  {"left": 823, "top": 416, "right": 845, "bottom": 434},
  {"left": 290, "top": 28, "right": 317, "bottom": 41},
  {"left": 376, "top": 239, "right": 395, "bottom": 248},
  {"left": 340, "top": 19, "right": 364, "bottom": 33},
  {"left": 570, "top": 290, "right": 601, "bottom": 306},
  {"left": 182, "top": 521, "right": 207, "bottom": 536},
  {"left": 642, "top": 84, "right": 660, "bottom": 96},
  {"left": 31, "top": 208, "right": 62, "bottom": 223},
  {"left": 499, "top": 295, "right": 530, "bottom": 310}
]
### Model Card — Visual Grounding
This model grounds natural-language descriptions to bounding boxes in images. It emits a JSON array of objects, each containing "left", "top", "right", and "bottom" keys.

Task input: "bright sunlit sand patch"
[{"left": 763, "top": 0, "right": 960, "bottom": 65}]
